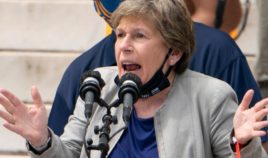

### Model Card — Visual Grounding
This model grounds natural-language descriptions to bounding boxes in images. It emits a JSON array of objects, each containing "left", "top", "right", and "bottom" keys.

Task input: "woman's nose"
[{"left": 119, "top": 36, "right": 133, "bottom": 53}]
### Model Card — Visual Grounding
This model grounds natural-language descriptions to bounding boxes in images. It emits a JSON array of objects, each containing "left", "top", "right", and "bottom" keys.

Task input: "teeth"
[{"left": 122, "top": 62, "right": 134, "bottom": 65}]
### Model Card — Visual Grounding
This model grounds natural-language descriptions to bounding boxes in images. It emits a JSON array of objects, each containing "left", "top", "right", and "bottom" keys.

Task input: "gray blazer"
[{"left": 28, "top": 67, "right": 267, "bottom": 158}]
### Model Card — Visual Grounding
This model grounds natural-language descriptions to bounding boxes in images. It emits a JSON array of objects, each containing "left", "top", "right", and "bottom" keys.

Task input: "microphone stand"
[
  {"left": 82, "top": 72, "right": 141, "bottom": 158},
  {"left": 84, "top": 98, "right": 122, "bottom": 158}
]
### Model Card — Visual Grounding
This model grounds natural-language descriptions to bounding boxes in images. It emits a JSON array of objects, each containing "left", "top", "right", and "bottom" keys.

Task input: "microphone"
[
  {"left": 79, "top": 70, "right": 105, "bottom": 119},
  {"left": 118, "top": 73, "right": 142, "bottom": 125}
]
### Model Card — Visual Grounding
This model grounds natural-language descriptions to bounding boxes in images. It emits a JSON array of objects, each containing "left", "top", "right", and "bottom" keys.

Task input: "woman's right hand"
[{"left": 0, "top": 86, "right": 49, "bottom": 147}]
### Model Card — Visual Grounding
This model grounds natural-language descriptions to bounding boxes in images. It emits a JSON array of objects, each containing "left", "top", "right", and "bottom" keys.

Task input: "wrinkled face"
[{"left": 115, "top": 16, "right": 169, "bottom": 84}]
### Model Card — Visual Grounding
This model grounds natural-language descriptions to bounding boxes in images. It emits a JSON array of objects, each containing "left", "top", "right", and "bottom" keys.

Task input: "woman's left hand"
[{"left": 233, "top": 89, "right": 268, "bottom": 145}]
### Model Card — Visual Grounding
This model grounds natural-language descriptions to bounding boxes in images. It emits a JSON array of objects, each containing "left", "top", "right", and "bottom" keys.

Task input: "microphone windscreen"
[
  {"left": 119, "top": 73, "right": 142, "bottom": 89},
  {"left": 80, "top": 70, "right": 105, "bottom": 88}
]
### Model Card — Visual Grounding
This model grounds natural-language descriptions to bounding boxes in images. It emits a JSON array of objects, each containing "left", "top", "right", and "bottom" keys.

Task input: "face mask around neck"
[{"left": 139, "top": 48, "right": 173, "bottom": 98}]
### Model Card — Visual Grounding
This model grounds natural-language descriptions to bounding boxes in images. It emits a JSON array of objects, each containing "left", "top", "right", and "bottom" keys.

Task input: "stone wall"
[{"left": 0, "top": 0, "right": 105, "bottom": 154}]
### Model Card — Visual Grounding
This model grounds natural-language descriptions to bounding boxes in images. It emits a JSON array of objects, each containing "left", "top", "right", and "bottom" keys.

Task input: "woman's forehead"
[{"left": 117, "top": 16, "right": 158, "bottom": 31}]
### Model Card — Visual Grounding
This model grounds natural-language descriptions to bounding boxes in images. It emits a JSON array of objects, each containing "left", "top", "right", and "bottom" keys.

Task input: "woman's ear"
[{"left": 169, "top": 50, "right": 183, "bottom": 66}]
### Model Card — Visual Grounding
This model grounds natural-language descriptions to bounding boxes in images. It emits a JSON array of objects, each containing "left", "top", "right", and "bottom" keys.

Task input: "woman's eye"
[
  {"left": 116, "top": 32, "right": 124, "bottom": 38},
  {"left": 135, "top": 33, "right": 145, "bottom": 38}
]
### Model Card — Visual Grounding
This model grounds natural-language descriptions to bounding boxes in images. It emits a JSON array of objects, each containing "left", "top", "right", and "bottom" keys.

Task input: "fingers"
[
  {"left": 0, "top": 88, "right": 23, "bottom": 108},
  {"left": 239, "top": 89, "right": 254, "bottom": 111},
  {"left": 253, "top": 98, "right": 268, "bottom": 112},
  {"left": 253, "top": 121, "right": 268, "bottom": 131},
  {"left": 0, "top": 93, "right": 15, "bottom": 115},
  {"left": 0, "top": 109, "right": 21, "bottom": 135},
  {"left": 3, "top": 122, "right": 21, "bottom": 135},
  {"left": 251, "top": 130, "right": 267, "bottom": 137},
  {"left": 31, "top": 86, "right": 43, "bottom": 108},
  {"left": 255, "top": 108, "right": 268, "bottom": 121},
  {"left": 0, "top": 110, "right": 15, "bottom": 124}
]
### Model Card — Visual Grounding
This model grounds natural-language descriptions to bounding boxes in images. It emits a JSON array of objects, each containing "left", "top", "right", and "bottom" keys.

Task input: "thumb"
[
  {"left": 239, "top": 89, "right": 254, "bottom": 111},
  {"left": 31, "top": 86, "right": 43, "bottom": 108}
]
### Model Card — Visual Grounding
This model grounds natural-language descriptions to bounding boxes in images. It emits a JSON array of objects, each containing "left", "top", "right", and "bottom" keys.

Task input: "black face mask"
[
  {"left": 139, "top": 48, "right": 173, "bottom": 98},
  {"left": 114, "top": 48, "right": 173, "bottom": 99}
]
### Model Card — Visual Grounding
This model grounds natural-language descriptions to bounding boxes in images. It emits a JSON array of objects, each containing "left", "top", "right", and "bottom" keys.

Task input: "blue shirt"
[
  {"left": 190, "top": 23, "right": 261, "bottom": 106},
  {"left": 48, "top": 23, "right": 267, "bottom": 142},
  {"left": 109, "top": 110, "right": 158, "bottom": 158}
]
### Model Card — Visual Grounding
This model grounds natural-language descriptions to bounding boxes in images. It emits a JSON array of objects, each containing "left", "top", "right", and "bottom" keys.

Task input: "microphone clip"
[{"left": 85, "top": 99, "right": 121, "bottom": 158}]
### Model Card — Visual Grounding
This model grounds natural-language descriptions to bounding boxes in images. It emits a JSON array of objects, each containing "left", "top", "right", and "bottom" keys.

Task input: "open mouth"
[{"left": 122, "top": 63, "right": 141, "bottom": 72}]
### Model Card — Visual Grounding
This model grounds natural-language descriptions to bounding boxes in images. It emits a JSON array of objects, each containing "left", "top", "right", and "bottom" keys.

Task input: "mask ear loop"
[
  {"left": 159, "top": 48, "right": 173, "bottom": 69},
  {"left": 162, "top": 48, "right": 174, "bottom": 78}
]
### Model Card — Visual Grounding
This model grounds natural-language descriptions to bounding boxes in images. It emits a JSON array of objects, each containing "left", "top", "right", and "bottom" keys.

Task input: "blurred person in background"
[
  {"left": 255, "top": 0, "right": 268, "bottom": 98},
  {"left": 185, "top": 0, "right": 242, "bottom": 35}
]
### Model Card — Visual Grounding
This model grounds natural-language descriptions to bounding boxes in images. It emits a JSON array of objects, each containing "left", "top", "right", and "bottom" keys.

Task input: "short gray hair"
[{"left": 111, "top": 0, "right": 195, "bottom": 74}]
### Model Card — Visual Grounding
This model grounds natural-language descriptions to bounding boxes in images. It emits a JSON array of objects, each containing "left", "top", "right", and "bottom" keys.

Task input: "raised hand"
[
  {"left": 233, "top": 89, "right": 268, "bottom": 145},
  {"left": 0, "top": 86, "right": 49, "bottom": 147}
]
